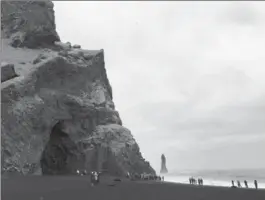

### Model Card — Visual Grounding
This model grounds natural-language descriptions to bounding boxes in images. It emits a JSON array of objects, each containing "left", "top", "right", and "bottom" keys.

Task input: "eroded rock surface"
[
  {"left": 1, "top": 1, "right": 60, "bottom": 48},
  {"left": 1, "top": 62, "right": 18, "bottom": 82},
  {"left": 1, "top": 0, "right": 155, "bottom": 176}
]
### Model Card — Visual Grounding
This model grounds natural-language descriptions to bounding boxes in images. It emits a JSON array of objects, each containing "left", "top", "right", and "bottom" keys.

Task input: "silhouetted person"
[
  {"left": 90, "top": 171, "right": 95, "bottom": 186},
  {"left": 90, "top": 171, "right": 100, "bottom": 186},
  {"left": 162, "top": 176, "right": 164, "bottom": 181},
  {"left": 254, "top": 180, "right": 258, "bottom": 189},
  {"left": 232, "top": 180, "right": 235, "bottom": 187},
  {"left": 126, "top": 172, "right": 130, "bottom": 179},
  {"left": 244, "top": 180, "right": 248, "bottom": 188},
  {"left": 201, "top": 178, "right": 203, "bottom": 186},
  {"left": 237, "top": 180, "right": 241, "bottom": 188},
  {"left": 191, "top": 177, "right": 195, "bottom": 185}
]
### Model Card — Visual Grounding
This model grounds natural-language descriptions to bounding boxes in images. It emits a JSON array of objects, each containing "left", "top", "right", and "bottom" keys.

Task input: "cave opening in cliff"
[{"left": 40, "top": 121, "right": 79, "bottom": 175}]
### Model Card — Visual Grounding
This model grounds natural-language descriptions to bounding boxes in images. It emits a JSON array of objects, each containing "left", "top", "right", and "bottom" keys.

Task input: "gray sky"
[{"left": 53, "top": 1, "right": 265, "bottom": 172}]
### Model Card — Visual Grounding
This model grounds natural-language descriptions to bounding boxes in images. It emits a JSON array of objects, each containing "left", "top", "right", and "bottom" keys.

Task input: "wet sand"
[{"left": 2, "top": 175, "right": 265, "bottom": 200}]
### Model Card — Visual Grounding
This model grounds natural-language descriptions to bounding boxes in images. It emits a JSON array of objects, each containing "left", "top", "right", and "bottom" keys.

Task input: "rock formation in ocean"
[
  {"left": 160, "top": 154, "right": 168, "bottom": 174},
  {"left": 1, "top": 0, "right": 155, "bottom": 176}
]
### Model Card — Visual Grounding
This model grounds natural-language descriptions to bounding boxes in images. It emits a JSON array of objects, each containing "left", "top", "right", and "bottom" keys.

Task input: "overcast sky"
[{"left": 53, "top": 1, "right": 265, "bottom": 172}]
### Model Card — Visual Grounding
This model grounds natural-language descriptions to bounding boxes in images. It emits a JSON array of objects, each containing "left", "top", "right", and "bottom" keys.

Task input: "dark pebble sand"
[{"left": 2, "top": 175, "right": 265, "bottom": 200}]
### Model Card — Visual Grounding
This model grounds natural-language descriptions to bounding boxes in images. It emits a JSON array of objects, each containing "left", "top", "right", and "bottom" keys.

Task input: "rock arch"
[{"left": 40, "top": 121, "right": 84, "bottom": 175}]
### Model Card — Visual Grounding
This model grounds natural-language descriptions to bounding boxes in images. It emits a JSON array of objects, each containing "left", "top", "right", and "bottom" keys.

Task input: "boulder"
[
  {"left": 73, "top": 44, "right": 81, "bottom": 49},
  {"left": 84, "top": 54, "right": 93, "bottom": 61},
  {"left": 67, "top": 49, "right": 85, "bottom": 59},
  {"left": 54, "top": 41, "right": 71, "bottom": 51},
  {"left": 1, "top": 62, "right": 18, "bottom": 82},
  {"left": 33, "top": 54, "right": 47, "bottom": 64}
]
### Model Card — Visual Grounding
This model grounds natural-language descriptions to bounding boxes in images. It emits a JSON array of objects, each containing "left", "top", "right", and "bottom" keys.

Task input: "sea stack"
[{"left": 160, "top": 154, "right": 168, "bottom": 174}]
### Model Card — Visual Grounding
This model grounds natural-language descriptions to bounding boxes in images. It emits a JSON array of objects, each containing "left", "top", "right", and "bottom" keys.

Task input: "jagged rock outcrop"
[
  {"left": 1, "top": 0, "right": 155, "bottom": 176},
  {"left": 1, "top": 1, "right": 60, "bottom": 48},
  {"left": 160, "top": 154, "right": 168, "bottom": 174}
]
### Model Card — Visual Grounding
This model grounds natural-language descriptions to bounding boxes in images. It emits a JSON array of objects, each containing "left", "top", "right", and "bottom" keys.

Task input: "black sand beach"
[{"left": 2, "top": 175, "right": 265, "bottom": 200}]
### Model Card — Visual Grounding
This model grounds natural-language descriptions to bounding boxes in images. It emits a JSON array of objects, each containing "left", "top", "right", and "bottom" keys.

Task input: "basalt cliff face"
[{"left": 1, "top": 0, "right": 155, "bottom": 176}]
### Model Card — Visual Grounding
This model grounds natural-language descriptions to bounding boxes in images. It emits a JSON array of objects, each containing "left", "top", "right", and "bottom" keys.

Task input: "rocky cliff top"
[
  {"left": 1, "top": 0, "right": 60, "bottom": 48},
  {"left": 1, "top": 0, "right": 155, "bottom": 176}
]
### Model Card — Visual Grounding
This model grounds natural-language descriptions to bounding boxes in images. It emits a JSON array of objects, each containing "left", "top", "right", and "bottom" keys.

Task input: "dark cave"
[{"left": 40, "top": 121, "right": 82, "bottom": 175}]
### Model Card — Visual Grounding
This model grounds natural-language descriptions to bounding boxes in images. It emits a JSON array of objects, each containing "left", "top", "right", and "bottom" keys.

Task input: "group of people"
[
  {"left": 76, "top": 169, "right": 101, "bottom": 186},
  {"left": 76, "top": 169, "right": 165, "bottom": 187},
  {"left": 126, "top": 172, "right": 164, "bottom": 181},
  {"left": 77, "top": 169, "right": 260, "bottom": 190},
  {"left": 231, "top": 179, "right": 258, "bottom": 189},
  {"left": 90, "top": 171, "right": 101, "bottom": 186},
  {"left": 76, "top": 169, "right": 87, "bottom": 176},
  {"left": 188, "top": 176, "right": 259, "bottom": 189},
  {"left": 189, "top": 177, "right": 204, "bottom": 185}
]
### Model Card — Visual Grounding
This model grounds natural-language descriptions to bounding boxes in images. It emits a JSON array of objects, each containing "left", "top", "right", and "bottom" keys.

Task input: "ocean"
[{"left": 162, "top": 169, "right": 265, "bottom": 189}]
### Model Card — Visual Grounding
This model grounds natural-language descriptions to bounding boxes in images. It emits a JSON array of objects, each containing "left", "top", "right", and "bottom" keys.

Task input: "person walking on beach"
[
  {"left": 126, "top": 172, "right": 130, "bottom": 179},
  {"left": 237, "top": 180, "right": 241, "bottom": 188},
  {"left": 231, "top": 180, "right": 235, "bottom": 187},
  {"left": 96, "top": 171, "right": 101, "bottom": 184},
  {"left": 90, "top": 171, "right": 95, "bottom": 186},
  {"left": 244, "top": 180, "right": 248, "bottom": 188},
  {"left": 201, "top": 178, "right": 203, "bottom": 186},
  {"left": 254, "top": 180, "right": 258, "bottom": 189},
  {"left": 90, "top": 171, "right": 100, "bottom": 186}
]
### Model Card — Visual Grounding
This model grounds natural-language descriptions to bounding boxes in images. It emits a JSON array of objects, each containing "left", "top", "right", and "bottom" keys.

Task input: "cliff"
[{"left": 1, "top": 0, "right": 155, "bottom": 176}]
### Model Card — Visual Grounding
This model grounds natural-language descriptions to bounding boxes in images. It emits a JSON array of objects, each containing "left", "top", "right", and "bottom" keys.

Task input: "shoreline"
[
  {"left": 2, "top": 175, "right": 265, "bottom": 200},
  {"left": 163, "top": 180, "right": 265, "bottom": 191},
  {"left": 163, "top": 174, "right": 265, "bottom": 189},
  {"left": 2, "top": 174, "right": 265, "bottom": 190}
]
